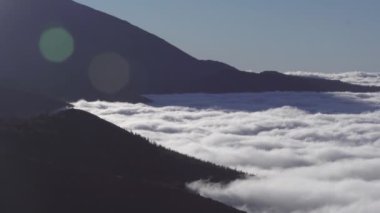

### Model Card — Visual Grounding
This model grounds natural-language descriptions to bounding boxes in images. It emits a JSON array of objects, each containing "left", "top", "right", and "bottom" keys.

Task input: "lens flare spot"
[
  {"left": 39, "top": 27, "right": 74, "bottom": 63},
  {"left": 89, "top": 52, "right": 130, "bottom": 94}
]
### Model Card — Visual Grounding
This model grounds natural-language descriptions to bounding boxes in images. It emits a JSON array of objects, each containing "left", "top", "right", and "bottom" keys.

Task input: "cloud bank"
[{"left": 73, "top": 72, "right": 380, "bottom": 213}]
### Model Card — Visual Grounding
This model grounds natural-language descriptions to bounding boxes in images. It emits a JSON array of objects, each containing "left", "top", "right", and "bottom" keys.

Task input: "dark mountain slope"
[
  {"left": 0, "top": 0, "right": 378, "bottom": 102},
  {"left": 0, "top": 109, "right": 245, "bottom": 213},
  {"left": 199, "top": 70, "right": 380, "bottom": 93},
  {"left": 0, "top": 87, "right": 69, "bottom": 118}
]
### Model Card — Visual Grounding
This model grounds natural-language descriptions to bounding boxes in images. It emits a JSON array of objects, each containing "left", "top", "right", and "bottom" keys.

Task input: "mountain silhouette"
[
  {"left": 0, "top": 0, "right": 379, "bottom": 102},
  {"left": 0, "top": 108, "right": 245, "bottom": 212},
  {"left": 0, "top": 65, "right": 245, "bottom": 212}
]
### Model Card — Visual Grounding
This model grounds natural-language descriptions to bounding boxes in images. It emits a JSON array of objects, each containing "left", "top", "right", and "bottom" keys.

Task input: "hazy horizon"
[{"left": 75, "top": 0, "right": 380, "bottom": 73}]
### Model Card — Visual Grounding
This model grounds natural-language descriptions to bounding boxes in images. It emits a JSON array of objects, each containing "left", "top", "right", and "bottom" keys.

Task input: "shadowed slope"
[
  {"left": 0, "top": 87, "right": 69, "bottom": 118},
  {"left": 0, "top": 109, "right": 245, "bottom": 213}
]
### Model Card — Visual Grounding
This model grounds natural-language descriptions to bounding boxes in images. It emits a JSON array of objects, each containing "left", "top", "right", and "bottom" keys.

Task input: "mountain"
[
  {"left": 0, "top": 57, "right": 245, "bottom": 212},
  {"left": 0, "top": 0, "right": 379, "bottom": 102},
  {"left": 0, "top": 87, "right": 69, "bottom": 118},
  {"left": 0, "top": 109, "right": 245, "bottom": 212}
]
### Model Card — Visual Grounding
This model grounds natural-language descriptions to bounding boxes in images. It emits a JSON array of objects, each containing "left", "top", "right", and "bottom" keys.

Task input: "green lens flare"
[{"left": 39, "top": 27, "right": 74, "bottom": 63}]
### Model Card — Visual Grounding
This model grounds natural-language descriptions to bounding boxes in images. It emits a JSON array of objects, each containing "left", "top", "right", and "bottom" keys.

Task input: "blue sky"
[{"left": 75, "top": 0, "right": 380, "bottom": 72}]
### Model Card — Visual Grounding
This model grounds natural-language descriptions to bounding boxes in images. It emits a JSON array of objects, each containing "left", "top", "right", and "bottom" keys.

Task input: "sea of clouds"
[{"left": 73, "top": 72, "right": 380, "bottom": 213}]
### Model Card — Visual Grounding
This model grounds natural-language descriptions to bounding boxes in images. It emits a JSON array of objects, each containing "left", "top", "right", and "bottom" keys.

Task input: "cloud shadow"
[{"left": 146, "top": 92, "right": 380, "bottom": 114}]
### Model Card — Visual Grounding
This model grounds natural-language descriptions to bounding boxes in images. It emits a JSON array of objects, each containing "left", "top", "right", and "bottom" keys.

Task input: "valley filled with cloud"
[{"left": 74, "top": 72, "right": 380, "bottom": 213}]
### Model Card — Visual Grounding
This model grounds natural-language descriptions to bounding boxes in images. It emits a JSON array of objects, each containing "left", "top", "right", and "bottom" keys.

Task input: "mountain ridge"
[
  {"left": 0, "top": 108, "right": 245, "bottom": 213},
  {"left": 0, "top": 0, "right": 379, "bottom": 102},
  {"left": 0, "top": 67, "right": 246, "bottom": 212}
]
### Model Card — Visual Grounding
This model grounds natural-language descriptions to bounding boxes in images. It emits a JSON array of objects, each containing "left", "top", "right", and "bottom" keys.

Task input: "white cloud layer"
[{"left": 73, "top": 72, "right": 380, "bottom": 213}]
